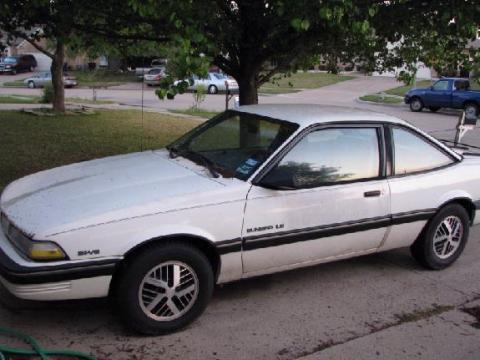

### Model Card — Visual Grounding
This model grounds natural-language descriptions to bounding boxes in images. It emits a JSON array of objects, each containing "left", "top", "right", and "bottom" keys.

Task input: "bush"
[{"left": 40, "top": 84, "right": 54, "bottom": 104}]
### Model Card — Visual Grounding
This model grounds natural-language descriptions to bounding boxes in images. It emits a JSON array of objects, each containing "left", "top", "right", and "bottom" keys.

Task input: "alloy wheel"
[
  {"left": 432, "top": 216, "right": 463, "bottom": 259},
  {"left": 138, "top": 261, "right": 199, "bottom": 321}
]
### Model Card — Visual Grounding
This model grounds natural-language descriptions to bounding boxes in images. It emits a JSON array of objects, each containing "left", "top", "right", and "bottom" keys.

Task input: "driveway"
[{"left": 1, "top": 75, "right": 479, "bottom": 359}]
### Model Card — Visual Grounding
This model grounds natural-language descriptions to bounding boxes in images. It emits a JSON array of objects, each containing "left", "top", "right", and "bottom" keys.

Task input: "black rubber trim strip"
[
  {"left": 216, "top": 238, "right": 242, "bottom": 255},
  {"left": 391, "top": 209, "right": 436, "bottom": 225},
  {"left": 0, "top": 248, "right": 120, "bottom": 284},
  {"left": 215, "top": 209, "right": 437, "bottom": 254},
  {"left": 243, "top": 216, "right": 391, "bottom": 251}
]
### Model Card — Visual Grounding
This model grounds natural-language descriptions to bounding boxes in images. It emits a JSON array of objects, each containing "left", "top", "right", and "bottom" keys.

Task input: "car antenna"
[{"left": 140, "top": 56, "right": 145, "bottom": 152}]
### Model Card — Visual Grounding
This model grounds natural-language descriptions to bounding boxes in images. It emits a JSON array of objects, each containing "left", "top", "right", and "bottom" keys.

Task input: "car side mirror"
[{"left": 258, "top": 169, "right": 297, "bottom": 190}]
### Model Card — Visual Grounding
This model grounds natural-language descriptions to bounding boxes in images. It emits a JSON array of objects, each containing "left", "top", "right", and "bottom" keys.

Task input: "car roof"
[
  {"left": 235, "top": 104, "right": 409, "bottom": 128},
  {"left": 440, "top": 77, "right": 469, "bottom": 81}
]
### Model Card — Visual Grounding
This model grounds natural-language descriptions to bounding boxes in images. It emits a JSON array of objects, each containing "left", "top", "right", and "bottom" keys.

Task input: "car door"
[
  {"left": 423, "top": 80, "right": 451, "bottom": 107},
  {"left": 241, "top": 124, "right": 391, "bottom": 275},
  {"left": 39, "top": 73, "right": 51, "bottom": 87}
]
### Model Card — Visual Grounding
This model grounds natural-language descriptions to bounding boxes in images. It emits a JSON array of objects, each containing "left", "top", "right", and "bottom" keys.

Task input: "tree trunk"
[
  {"left": 50, "top": 41, "right": 65, "bottom": 113},
  {"left": 238, "top": 75, "right": 258, "bottom": 105}
]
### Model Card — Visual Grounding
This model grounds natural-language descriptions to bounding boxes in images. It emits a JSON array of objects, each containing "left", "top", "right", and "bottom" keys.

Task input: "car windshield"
[
  {"left": 4, "top": 57, "right": 17, "bottom": 64},
  {"left": 168, "top": 110, "right": 299, "bottom": 180}
]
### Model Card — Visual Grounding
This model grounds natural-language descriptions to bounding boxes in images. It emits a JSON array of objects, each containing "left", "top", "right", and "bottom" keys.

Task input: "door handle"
[{"left": 364, "top": 190, "right": 381, "bottom": 198}]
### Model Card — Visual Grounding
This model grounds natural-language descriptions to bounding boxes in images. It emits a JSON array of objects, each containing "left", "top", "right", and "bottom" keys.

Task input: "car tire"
[
  {"left": 27, "top": 81, "right": 35, "bottom": 89},
  {"left": 208, "top": 85, "right": 218, "bottom": 94},
  {"left": 410, "top": 204, "right": 469, "bottom": 270},
  {"left": 29, "top": 66, "right": 34, "bottom": 72},
  {"left": 409, "top": 97, "right": 423, "bottom": 112},
  {"left": 428, "top": 106, "right": 440, "bottom": 113},
  {"left": 464, "top": 103, "right": 479, "bottom": 118},
  {"left": 115, "top": 242, "right": 214, "bottom": 335}
]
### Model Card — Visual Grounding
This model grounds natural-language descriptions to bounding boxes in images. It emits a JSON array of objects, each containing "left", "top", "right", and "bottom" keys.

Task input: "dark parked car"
[
  {"left": 405, "top": 78, "right": 480, "bottom": 115},
  {"left": 0, "top": 55, "right": 37, "bottom": 75}
]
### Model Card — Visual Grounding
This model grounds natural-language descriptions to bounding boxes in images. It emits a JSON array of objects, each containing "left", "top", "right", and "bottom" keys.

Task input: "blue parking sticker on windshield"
[{"left": 236, "top": 158, "right": 259, "bottom": 175}]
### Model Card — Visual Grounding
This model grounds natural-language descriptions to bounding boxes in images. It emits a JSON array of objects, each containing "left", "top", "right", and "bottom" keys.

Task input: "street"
[{"left": 0, "top": 75, "right": 479, "bottom": 359}]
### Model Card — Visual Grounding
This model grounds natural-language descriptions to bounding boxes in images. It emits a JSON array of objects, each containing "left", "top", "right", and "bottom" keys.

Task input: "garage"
[{"left": 31, "top": 52, "right": 52, "bottom": 71}]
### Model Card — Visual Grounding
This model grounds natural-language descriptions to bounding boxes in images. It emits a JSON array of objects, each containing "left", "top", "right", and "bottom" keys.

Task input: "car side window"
[
  {"left": 262, "top": 128, "right": 380, "bottom": 189},
  {"left": 432, "top": 80, "right": 449, "bottom": 91},
  {"left": 392, "top": 127, "right": 453, "bottom": 175}
]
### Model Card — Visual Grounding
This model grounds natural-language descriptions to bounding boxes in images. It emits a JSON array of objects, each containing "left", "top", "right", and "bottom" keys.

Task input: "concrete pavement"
[{"left": 1, "top": 75, "right": 480, "bottom": 359}]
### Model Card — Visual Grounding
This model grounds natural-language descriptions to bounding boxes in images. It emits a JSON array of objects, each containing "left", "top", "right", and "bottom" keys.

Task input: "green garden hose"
[{"left": 0, "top": 327, "right": 96, "bottom": 359}]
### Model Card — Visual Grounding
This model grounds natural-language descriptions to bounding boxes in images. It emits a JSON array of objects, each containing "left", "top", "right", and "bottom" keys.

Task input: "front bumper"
[
  {"left": 404, "top": 95, "right": 411, "bottom": 104},
  {"left": 0, "top": 227, "right": 120, "bottom": 300}
]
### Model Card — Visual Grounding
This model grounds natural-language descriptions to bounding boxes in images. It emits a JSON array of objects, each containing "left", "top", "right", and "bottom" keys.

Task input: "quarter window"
[
  {"left": 262, "top": 128, "right": 380, "bottom": 189},
  {"left": 392, "top": 128, "right": 453, "bottom": 175}
]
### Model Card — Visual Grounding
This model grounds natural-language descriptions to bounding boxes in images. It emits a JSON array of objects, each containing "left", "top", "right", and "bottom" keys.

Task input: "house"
[{"left": 2, "top": 37, "right": 106, "bottom": 71}]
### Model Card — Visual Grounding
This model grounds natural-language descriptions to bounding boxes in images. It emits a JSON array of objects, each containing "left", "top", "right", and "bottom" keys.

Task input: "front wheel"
[
  {"left": 411, "top": 204, "right": 469, "bottom": 270},
  {"left": 27, "top": 81, "right": 35, "bottom": 89},
  {"left": 116, "top": 243, "right": 214, "bottom": 335},
  {"left": 409, "top": 97, "right": 423, "bottom": 112}
]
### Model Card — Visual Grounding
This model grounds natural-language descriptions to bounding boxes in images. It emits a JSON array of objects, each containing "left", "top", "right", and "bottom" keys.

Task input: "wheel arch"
[
  {"left": 462, "top": 100, "right": 479, "bottom": 110},
  {"left": 110, "top": 234, "right": 221, "bottom": 295},
  {"left": 437, "top": 197, "right": 476, "bottom": 225}
]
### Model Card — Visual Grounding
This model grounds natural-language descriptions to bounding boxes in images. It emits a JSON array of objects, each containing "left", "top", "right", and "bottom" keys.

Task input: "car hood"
[{"left": 0, "top": 150, "right": 238, "bottom": 238}]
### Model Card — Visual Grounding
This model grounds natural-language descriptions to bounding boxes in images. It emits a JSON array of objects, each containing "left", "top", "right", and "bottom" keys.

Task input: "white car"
[
  {"left": 174, "top": 72, "right": 239, "bottom": 94},
  {"left": 23, "top": 72, "right": 78, "bottom": 88},
  {"left": 0, "top": 105, "right": 479, "bottom": 335}
]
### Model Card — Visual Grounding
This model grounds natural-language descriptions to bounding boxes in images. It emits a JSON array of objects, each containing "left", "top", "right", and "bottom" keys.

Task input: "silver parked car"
[
  {"left": 175, "top": 72, "right": 239, "bottom": 94},
  {"left": 143, "top": 68, "right": 165, "bottom": 86},
  {"left": 23, "top": 72, "right": 78, "bottom": 88}
]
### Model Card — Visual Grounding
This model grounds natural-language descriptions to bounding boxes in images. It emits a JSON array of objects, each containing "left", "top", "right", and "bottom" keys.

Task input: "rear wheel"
[
  {"left": 27, "top": 81, "right": 35, "bottom": 89},
  {"left": 208, "top": 85, "right": 218, "bottom": 94},
  {"left": 428, "top": 106, "right": 440, "bottom": 113},
  {"left": 411, "top": 204, "right": 469, "bottom": 270},
  {"left": 116, "top": 243, "right": 214, "bottom": 335},
  {"left": 409, "top": 97, "right": 423, "bottom": 112},
  {"left": 464, "top": 103, "right": 479, "bottom": 118}
]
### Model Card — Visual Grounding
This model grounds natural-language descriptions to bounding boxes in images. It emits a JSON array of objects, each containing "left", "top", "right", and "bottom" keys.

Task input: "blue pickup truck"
[{"left": 404, "top": 78, "right": 480, "bottom": 115}]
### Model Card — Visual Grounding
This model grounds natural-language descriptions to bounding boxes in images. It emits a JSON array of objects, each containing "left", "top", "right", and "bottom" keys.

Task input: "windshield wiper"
[{"left": 168, "top": 146, "right": 219, "bottom": 178}]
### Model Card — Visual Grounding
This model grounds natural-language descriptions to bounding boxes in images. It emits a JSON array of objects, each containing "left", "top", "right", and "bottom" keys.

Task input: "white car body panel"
[
  {"left": 242, "top": 180, "right": 390, "bottom": 273},
  {"left": 0, "top": 104, "right": 479, "bottom": 301}
]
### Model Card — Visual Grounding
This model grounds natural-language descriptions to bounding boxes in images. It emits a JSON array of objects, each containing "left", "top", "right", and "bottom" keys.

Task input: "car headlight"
[{"left": 1, "top": 213, "right": 67, "bottom": 261}]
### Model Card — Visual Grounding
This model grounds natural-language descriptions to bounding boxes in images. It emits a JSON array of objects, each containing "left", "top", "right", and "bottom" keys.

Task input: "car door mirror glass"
[{"left": 259, "top": 168, "right": 296, "bottom": 190}]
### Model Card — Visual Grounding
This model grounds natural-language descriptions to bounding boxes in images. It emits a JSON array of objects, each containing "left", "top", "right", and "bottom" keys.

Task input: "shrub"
[
  {"left": 193, "top": 85, "right": 206, "bottom": 109},
  {"left": 40, "top": 84, "right": 54, "bottom": 104}
]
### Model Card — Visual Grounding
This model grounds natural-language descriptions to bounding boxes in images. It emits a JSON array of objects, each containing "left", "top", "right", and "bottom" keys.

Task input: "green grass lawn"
[
  {"left": 0, "top": 94, "right": 114, "bottom": 105},
  {"left": 0, "top": 110, "right": 200, "bottom": 192},
  {"left": 169, "top": 107, "right": 220, "bottom": 119},
  {"left": 0, "top": 95, "right": 40, "bottom": 104},
  {"left": 384, "top": 80, "right": 434, "bottom": 97},
  {"left": 71, "top": 70, "right": 138, "bottom": 87},
  {"left": 259, "top": 72, "right": 355, "bottom": 94},
  {"left": 2, "top": 70, "right": 137, "bottom": 88},
  {"left": 359, "top": 94, "right": 403, "bottom": 104},
  {"left": 2, "top": 79, "right": 26, "bottom": 87}
]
